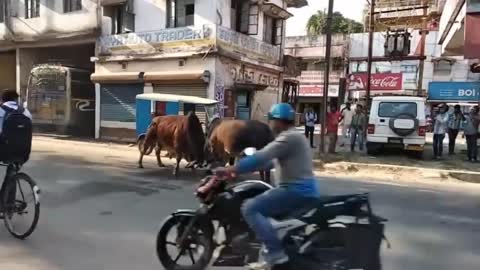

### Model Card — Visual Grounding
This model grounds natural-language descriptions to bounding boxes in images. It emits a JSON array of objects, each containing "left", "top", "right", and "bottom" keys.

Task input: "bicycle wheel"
[{"left": 3, "top": 172, "right": 40, "bottom": 239}]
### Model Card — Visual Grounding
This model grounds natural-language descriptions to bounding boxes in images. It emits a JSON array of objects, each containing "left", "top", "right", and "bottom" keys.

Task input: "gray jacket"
[{"left": 255, "top": 128, "right": 315, "bottom": 185}]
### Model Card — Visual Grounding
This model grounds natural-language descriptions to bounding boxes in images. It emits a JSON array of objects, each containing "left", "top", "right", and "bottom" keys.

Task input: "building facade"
[
  {"left": 347, "top": 30, "right": 479, "bottom": 103},
  {"left": 0, "top": 0, "right": 101, "bottom": 135},
  {"left": 92, "top": 0, "right": 307, "bottom": 141},
  {"left": 284, "top": 34, "right": 347, "bottom": 118},
  {"left": 438, "top": 0, "right": 480, "bottom": 59}
]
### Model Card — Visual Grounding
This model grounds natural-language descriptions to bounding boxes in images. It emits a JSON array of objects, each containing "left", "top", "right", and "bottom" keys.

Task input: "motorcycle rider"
[{"left": 215, "top": 103, "right": 320, "bottom": 270}]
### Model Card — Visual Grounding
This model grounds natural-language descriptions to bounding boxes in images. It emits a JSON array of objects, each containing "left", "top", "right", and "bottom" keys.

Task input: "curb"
[{"left": 313, "top": 160, "right": 480, "bottom": 184}]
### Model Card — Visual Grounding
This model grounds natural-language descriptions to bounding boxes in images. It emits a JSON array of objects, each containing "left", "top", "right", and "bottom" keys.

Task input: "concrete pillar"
[
  {"left": 144, "top": 83, "right": 153, "bottom": 93},
  {"left": 16, "top": 48, "right": 20, "bottom": 95},
  {"left": 95, "top": 83, "right": 101, "bottom": 139}
]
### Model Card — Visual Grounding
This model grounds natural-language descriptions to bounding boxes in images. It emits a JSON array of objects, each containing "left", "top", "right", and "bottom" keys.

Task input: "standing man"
[
  {"left": 447, "top": 105, "right": 465, "bottom": 155},
  {"left": 340, "top": 102, "right": 354, "bottom": 147},
  {"left": 463, "top": 106, "right": 480, "bottom": 162},
  {"left": 326, "top": 104, "right": 341, "bottom": 153},
  {"left": 350, "top": 104, "right": 366, "bottom": 152},
  {"left": 433, "top": 103, "right": 449, "bottom": 160},
  {"left": 304, "top": 107, "right": 317, "bottom": 148}
]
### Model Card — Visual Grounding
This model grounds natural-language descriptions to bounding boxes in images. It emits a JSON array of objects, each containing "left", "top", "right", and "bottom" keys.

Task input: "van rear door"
[{"left": 376, "top": 101, "right": 418, "bottom": 139}]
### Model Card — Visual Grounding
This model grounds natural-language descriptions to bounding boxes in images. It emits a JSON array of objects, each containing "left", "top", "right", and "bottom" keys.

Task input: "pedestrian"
[
  {"left": 433, "top": 103, "right": 449, "bottom": 159},
  {"left": 463, "top": 106, "right": 480, "bottom": 162},
  {"left": 304, "top": 107, "right": 317, "bottom": 148},
  {"left": 350, "top": 104, "right": 366, "bottom": 152},
  {"left": 326, "top": 104, "right": 341, "bottom": 153},
  {"left": 447, "top": 104, "right": 465, "bottom": 155},
  {"left": 340, "top": 102, "right": 354, "bottom": 147}
]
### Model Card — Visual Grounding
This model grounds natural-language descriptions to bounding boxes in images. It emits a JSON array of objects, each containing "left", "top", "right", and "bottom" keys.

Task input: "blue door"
[{"left": 136, "top": 99, "right": 151, "bottom": 136}]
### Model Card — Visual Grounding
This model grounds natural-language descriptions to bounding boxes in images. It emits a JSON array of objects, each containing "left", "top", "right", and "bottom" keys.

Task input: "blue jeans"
[
  {"left": 350, "top": 127, "right": 364, "bottom": 151},
  {"left": 241, "top": 186, "right": 316, "bottom": 265},
  {"left": 433, "top": 134, "right": 445, "bottom": 157}
]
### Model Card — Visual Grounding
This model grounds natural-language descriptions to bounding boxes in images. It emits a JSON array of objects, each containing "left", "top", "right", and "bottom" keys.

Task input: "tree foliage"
[{"left": 306, "top": 11, "right": 364, "bottom": 36}]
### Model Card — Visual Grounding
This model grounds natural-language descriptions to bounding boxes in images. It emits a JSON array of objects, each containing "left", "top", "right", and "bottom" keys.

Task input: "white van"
[{"left": 366, "top": 96, "right": 426, "bottom": 157}]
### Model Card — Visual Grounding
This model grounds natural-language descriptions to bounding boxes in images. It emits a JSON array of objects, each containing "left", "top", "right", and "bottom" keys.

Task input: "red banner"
[{"left": 347, "top": 73, "right": 403, "bottom": 91}]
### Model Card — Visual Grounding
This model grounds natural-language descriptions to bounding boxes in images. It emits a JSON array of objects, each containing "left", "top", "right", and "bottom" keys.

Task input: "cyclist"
[
  {"left": 215, "top": 103, "right": 320, "bottom": 270},
  {"left": 0, "top": 89, "right": 32, "bottom": 130},
  {"left": 0, "top": 89, "right": 32, "bottom": 209}
]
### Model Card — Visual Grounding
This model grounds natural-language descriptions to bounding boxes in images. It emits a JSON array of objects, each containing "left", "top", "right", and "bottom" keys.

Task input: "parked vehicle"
[
  {"left": 366, "top": 96, "right": 426, "bottom": 157},
  {"left": 156, "top": 149, "right": 387, "bottom": 270},
  {"left": 26, "top": 64, "right": 95, "bottom": 137}
]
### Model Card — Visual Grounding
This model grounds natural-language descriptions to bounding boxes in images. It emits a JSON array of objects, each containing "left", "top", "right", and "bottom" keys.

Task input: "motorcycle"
[{"left": 156, "top": 148, "right": 388, "bottom": 270}]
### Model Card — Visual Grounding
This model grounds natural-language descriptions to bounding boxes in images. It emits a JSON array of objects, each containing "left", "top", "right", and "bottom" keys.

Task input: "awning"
[
  {"left": 262, "top": 3, "right": 293, "bottom": 19},
  {"left": 234, "top": 83, "right": 269, "bottom": 91},
  {"left": 90, "top": 70, "right": 211, "bottom": 84},
  {"left": 144, "top": 70, "right": 210, "bottom": 83},
  {"left": 90, "top": 72, "right": 143, "bottom": 83},
  {"left": 100, "top": 0, "right": 127, "bottom": 6}
]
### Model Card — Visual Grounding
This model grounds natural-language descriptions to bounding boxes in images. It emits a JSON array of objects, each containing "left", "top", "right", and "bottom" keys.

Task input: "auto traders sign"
[{"left": 347, "top": 73, "right": 403, "bottom": 91}]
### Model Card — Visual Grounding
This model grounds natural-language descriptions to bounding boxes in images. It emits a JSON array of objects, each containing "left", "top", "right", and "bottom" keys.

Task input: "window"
[
  {"left": 0, "top": 0, "right": 5, "bottom": 23},
  {"left": 64, "top": 0, "right": 82, "bottom": 13},
  {"left": 433, "top": 61, "right": 452, "bottom": 76},
  {"left": 167, "top": 0, "right": 195, "bottom": 28},
  {"left": 263, "top": 15, "right": 284, "bottom": 45},
  {"left": 25, "top": 0, "right": 40, "bottom": 18},
  {"left": 263, "top": 15, "right": 274, "bottom": 44},
  {"left": 231, "top": 0, "right": 258, "bottom": 35},
  {"left": 103, "top": 3, "right": 135, "bottom": 34},
  {"left": 401, "top": 65, "right": 417, "bottom": 74},
  {"left": 313, "top": 62, "right": 326, "bottom": 71},
  {"left": 378, "top": 102, "right": 417, "bottom": 118}
]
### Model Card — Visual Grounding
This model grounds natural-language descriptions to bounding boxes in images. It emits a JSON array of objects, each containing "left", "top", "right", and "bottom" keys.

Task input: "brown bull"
[
  {"left": 138, "top": 112, "right": 205, "bottom": 176},
  {"left": 206, "top": 119, "right": 274, "bottom": 183}
]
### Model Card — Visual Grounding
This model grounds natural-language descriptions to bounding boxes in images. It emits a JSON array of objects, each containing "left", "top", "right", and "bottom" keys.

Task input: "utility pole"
[
  {"left": 366, "top": 0, "right": 375, "bottom": 110},
  {"left": 319, "top": 0, "right": 334, "bottom": 154},
  {"left": 417, "top": 1, "right": 428, "bottom": 97}
]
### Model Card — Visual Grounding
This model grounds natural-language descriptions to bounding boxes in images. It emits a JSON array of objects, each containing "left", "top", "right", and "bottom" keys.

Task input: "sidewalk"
[{"left": 294, "top": 127, "right": 480, "bottom": 184}]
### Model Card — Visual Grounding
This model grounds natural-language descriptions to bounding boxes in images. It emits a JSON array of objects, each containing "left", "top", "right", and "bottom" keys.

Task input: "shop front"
[
  {"left": 296, "top": 84, "right": 339, "bottom": 122},
  {"left": 427, "top": 81, "right": 480, "bottom": 116},
  {"left": 91, "top": 69, "right": 212, "bottom": 141},
  {"left": 217, "top": 57, "right": 281, "bottom": 121}
]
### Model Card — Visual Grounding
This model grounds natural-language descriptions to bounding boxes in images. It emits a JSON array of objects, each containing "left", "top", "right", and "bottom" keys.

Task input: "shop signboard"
[
  {"left": 98, "top": 25, "right": 214, "bottom": 55},
  {"left": 217, "top": 26, "right": 281, "bottom": 65},
  {"left": 299, "top": 85, "right": 339, "bottom": 97},
  {"left": 428, "top": 81, "right": 480, "bottom": 102}
]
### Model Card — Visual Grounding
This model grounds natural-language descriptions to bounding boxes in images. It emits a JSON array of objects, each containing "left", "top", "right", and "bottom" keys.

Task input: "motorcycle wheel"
[{"left": 156, "top": 215, "right": 214, "bottom": 270}]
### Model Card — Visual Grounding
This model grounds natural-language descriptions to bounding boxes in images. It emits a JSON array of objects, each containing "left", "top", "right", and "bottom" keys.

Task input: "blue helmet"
[{"left": 268, "top": 103, "right": 295, "bottom": 121}]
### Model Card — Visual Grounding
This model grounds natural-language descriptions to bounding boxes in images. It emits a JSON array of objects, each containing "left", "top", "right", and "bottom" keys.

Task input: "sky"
[{"left": 286, "top": 0, "right": 367, "bottom": 36}]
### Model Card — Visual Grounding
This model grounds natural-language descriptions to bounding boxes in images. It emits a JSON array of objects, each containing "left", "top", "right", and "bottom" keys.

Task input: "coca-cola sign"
[{"left": 347, "top": 73, "right": 403, "bottom": 91}]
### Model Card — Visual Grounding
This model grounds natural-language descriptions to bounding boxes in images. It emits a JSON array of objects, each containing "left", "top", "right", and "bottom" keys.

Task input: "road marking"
[
  {"left": 416, "top": 189, "right": 438, "bottom": 193},
  {"left": 375, "top": 182, "right": 409, "bottom": 187}
]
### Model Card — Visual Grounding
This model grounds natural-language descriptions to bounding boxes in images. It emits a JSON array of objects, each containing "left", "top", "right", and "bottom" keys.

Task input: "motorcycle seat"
[{"left": 276, "top": 194, "right": 368, "bottom": 221}]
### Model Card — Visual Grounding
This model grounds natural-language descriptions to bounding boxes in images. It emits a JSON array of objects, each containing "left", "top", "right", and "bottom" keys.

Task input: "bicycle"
[{"left": 0, "top": 162, "right": 40, "bottom": 239}]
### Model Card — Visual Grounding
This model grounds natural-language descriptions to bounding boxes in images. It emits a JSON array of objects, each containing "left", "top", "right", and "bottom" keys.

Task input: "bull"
[
  {"left": 205, "top": 119, "right": 274, "bottom": 183},
  {"left": 138, "top": 112, "right": 205, "bottom": 176}
]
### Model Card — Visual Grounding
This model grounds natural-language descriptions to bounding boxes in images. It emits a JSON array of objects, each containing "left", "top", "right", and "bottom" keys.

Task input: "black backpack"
[{"left": 1, "top": 104, "right": 32, "bottom": 163}]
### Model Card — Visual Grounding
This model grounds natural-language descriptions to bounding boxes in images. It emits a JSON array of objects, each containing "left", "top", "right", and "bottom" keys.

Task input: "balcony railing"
[
  {"left": 97, "top": 24, "right": 281, "bottom": 65},
  {"left": 297, "top": 70, "right": 343, "bottom": 84}
]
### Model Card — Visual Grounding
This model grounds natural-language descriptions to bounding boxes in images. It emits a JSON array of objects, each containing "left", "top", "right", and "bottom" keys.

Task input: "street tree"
[{"left": 306, "top": 11, "right": 364, "bottom": 35}]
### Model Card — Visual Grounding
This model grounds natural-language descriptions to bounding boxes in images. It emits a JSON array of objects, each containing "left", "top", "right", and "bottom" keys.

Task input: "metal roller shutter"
[
  {"left": 153, "top": 84, "right": 208, "bottom": 125},
  {"left": 100, "top": 84, "right": 143, "bottom": 123}
]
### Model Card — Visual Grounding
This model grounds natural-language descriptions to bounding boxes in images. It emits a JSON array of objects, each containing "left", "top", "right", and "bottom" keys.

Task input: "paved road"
[{"left": 0, "top": 137, "right": 479, "bottom": 270}]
